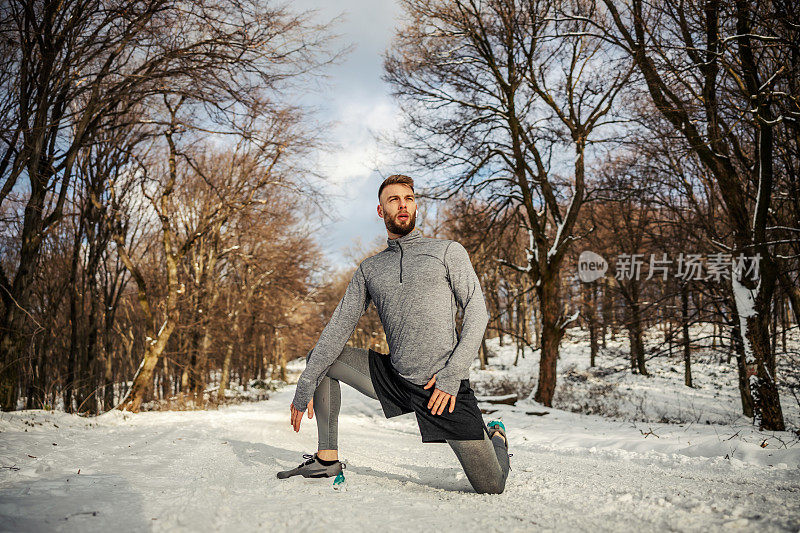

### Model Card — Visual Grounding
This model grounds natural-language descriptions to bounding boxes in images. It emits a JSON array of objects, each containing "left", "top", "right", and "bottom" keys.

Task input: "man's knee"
[
  {"left": 336, "top": 345, "right": 370, "bottom": 372},
  {"left": 340, "top": 345, "right": 368, "bottom": 360}
]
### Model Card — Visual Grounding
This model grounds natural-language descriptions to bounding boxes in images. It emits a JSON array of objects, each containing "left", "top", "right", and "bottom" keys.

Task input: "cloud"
[
  {"left": 287, "top": 0, "right": 406, "bottom": 266},
  {"left": 316, "top": 98, "right": 401, "bottom": 186}
]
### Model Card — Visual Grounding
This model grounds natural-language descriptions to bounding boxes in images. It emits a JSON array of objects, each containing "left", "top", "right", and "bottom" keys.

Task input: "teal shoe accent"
[
  {"left": 487, "top": 420, "right": 505, "bottom": 434},
  {"left": 332, "top": 471, "right": 347, "bottom": 491}
]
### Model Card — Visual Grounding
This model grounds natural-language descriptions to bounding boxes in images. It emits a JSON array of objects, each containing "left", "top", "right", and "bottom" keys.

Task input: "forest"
[{"left": 0, "top": 0, "right": 797, "bottom": 437}]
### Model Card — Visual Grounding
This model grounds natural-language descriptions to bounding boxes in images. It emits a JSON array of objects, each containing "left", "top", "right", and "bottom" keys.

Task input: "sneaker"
[
  {"left": 487, "top": 420, "right": 507, "bottom": 445},
  {"left": 487, "top": 420, "right": 513, "bottom": 471},
  {"left": 276, "top": 453, "right": 345, "bottom": 479}
]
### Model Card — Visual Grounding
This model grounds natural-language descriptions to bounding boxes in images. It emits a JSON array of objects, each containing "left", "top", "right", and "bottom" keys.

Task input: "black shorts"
[{"left": 367, "top": 348, "right": 487, "bottom": 443}]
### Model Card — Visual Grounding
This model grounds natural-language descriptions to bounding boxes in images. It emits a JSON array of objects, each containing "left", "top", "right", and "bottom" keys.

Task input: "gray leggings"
[{"left": 310, "top": 346, "right": 510, "bottom": 494}]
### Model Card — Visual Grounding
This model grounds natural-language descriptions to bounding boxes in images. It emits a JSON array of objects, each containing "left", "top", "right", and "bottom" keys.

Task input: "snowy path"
[{"left": 1, "top": 382, "right": 799, "bottom": 532}]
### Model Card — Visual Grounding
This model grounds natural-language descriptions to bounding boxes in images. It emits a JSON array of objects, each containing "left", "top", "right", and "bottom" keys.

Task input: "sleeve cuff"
[
  {"left": 435, "top": 374, "right": 461, "bottom": 397},
  {"left": 291, "top": 395, "right": 307, "bottom": 412}
]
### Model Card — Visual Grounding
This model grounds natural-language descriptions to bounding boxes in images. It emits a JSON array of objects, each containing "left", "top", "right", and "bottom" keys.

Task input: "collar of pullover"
[{"left": 386, "top": 226, "right": 422, "bottom": 249}]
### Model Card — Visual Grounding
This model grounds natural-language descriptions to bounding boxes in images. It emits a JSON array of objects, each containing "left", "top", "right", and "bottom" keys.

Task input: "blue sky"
[{"left": 292, "top": 0, "right": 406, "bottom": 269}]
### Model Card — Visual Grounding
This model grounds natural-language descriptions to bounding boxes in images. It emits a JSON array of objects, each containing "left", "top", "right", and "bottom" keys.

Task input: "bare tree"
[
  {"left": 0, "top": 0, "right": 342, "bottom": 411},
  {"left": 1, "top": 0, "right": 184, "bottom": 410},
  {"left": 112, "top": 108, "right": 295, "bottom": 411},
  {"left": 593, "top": 0, "right": 797, "bottom": 429},
  {"left": 384, "top": 0, "right": 631, "bottom": 405}
]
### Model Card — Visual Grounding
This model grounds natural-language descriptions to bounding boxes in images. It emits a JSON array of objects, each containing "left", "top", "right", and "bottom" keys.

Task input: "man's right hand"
[
  {"left": 423, "top": 373, "right": 456, "bottom": 415},
  {"left": 290, "top": 398, "right": 314, "bottom": 432}
]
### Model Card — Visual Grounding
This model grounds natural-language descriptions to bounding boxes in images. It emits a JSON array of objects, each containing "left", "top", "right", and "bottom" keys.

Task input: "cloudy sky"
[{"left": 291, "top": 0, "right": 407, "bottom": 269}]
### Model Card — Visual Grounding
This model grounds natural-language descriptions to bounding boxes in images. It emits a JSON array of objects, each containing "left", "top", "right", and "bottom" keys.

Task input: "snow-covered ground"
[{"left": 1, "top": 328, "right": 799, "bottom": 532}]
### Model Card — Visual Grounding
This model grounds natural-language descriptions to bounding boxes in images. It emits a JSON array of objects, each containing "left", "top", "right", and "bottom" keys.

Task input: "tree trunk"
[
  {"left": 116, "top": 317, "right": 177, "bottom": 412},
  {"left": 681, "top": 283, "right": 692, "bottom": 388},
  {"left": 625, "top": 282, "right": 648, "bottom": 376},
  {"left": 602, "top": 276, "right": 613, "bottom": 345},
  {"left": 192, "top": 326, "right": 212, "bottom": 405},
  {"left": 521, "top": 277, "right": 532, "bottom": 346},
  {"left": 77, "top": 284, "right": 101, "bottom": 414},
  {"left": 218, "top": 343, "right": 234, "bottom": 403},
  {"left": 218, "top": 305, "right": 240, "bottom": 402},
  {"left": 777, "top": 270, "right": 800, "bottom": 325},
  {"left": 731, "top": 321, "right": 755, "bottom": 418},
  {"left": 781, "top": 295, "right": 787, "bottom": 354},
  {"left": 534, "top": 272, "right": 564, "bottom": 406},
  {"left": 276, "top": 334, "right": 287, "bottom": 383},
  {"left": 102, "top": 306, "right": 118, "bottom": 411},
  {"left": 516, "top": 307, "right": 522, "bottom": 365},
  {"left": 28, "top": 337, "right": 46, "bottom": 409},
  {"left": 733, "top": 261, "right": 784, "bottom": 431},
  {"left": 103, "top": 344, "right": 115, "bottom": 411},
  {"left": 583, "top": 282, "right": 598, "bottom": 367},
  {"left": 160, "top": 353, "right": 170, "bottom": 400},
  {"left": 0, "top": 170, "right": 59, "bottom": 411}
]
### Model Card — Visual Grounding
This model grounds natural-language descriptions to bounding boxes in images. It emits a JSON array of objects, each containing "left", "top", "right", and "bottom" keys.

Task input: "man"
[{"left": 277, "top": 174, "right": 511, "bottom": 494}]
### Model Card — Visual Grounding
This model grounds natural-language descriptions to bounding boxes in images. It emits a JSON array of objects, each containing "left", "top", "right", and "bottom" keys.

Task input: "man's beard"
[{"left": 385, "top": 209, "right": 416, "bottom": 236}]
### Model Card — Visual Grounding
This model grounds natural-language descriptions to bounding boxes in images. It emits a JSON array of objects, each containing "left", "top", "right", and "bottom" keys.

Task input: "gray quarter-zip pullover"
[{"left": 292, "top": 227, "right": 489, "bottom": 412}]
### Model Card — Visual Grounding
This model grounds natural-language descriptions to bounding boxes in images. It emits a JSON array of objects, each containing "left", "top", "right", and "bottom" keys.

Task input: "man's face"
[{"left": 378, "top": 183, "right": 417, "bottom": 236}]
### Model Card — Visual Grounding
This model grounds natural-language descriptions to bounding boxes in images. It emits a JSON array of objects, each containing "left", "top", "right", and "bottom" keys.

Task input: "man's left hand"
[
  {"left": 423, "top": 373, "right": 456, "bottom": 415},
  {"left": 289, "top": 398, "right": 314, "bottom": 432}
]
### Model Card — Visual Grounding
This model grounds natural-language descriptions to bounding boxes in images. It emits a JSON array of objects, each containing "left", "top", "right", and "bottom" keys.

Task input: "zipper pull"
[{"left": 399, "top": 243, "right": 403, "bottom": 283}]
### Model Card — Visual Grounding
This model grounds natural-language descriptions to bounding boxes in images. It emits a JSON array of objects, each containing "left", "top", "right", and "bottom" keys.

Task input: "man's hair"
[{"left": 378, "top": 174, "right": 415, "bottom": 201}]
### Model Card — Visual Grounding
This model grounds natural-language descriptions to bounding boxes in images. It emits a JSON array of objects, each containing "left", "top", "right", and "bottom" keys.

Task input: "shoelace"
[
  {"left": 300, "top": 452, "right": 345, "bottom": 469},
  {"left": 508, "top": 452, "right": 513, "bottom": 471}
]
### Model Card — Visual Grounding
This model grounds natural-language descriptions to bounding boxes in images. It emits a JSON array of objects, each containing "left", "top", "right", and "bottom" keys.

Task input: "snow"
[
  {"left": 526, "top": 226, "right": 537, "bottom": 268},
  {"left": 731, "top": 268, "right": 758, "bottom": 321},
  {"left": 561, "top": 309, "right": 581, "bottom": 328},
  {"left": 731, "top": 265, "right": 764, "bottom": 410},
  {"left": 1, "top": 327, "right": 799, "bottom": 531},
  {"left": 473, "top": 327, "right": 800, "bottom": 469},
  {"left": 547, "top": 192, "right": 575, "bottom": 261}
]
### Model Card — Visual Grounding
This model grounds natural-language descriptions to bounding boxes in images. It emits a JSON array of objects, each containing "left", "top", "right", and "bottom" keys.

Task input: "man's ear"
[{"left": 377, "top": 204, "right": 383, "bottom": 219}]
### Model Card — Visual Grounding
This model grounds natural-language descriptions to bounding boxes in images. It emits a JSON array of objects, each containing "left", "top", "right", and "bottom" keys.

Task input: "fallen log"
[{"left": 476, "top": 393, "right": 518, "bottom": 405}]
